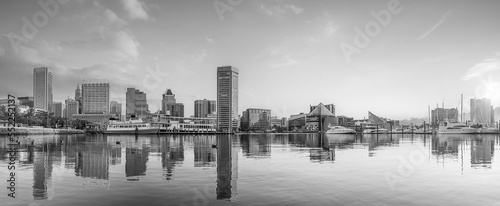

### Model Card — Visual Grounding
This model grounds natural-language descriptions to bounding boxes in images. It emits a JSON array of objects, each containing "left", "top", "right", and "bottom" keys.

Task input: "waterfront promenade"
[{"left": 0, "top": 126, "right": 84, "bottom": 135}]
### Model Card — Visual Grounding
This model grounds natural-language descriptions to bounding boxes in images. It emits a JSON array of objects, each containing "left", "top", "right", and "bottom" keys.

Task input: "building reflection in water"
[
  {"left": 126, "top": 145, "right": 149, "bottom": 180},
  {"left": 240, "top": 135, "right": 271, "bottom": 158},
  {"left": 194, "top": 136, "right": 216, "bottom": 167},
  {"left": 216, "top": 135, "right": 238, "bottom": 200},
  {"left": 161, "top": 136, "right": 184, "bottom": 180},
  {"left": 33, "top": 142, "right": 54, "bottom": 200},
  {"left": 431, "top": 135, "right": 496, "bottom": 169},
  {"left": 75, "top": 143, "right": 110, "bottom": 180},
  {"left": 470, "top": 137, "right": 494, "bottom": 168}
]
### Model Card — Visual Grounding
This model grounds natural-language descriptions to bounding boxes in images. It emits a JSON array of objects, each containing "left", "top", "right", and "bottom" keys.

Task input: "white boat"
[
  {"left": 437, "top": 121, "right": 477, "bottom": 134},
  {"left": 325, "top": 125, "right": 356, "bottom": 134},
  {"left": 363, "top": 126, "right": 388, "bottom": 134},
  {"left": 103, "top": 119, "right": 159, "bottom": 134},
  {"left": 152, "top": 121, "right": 216, "bottom": 133},
  {"left": 479, "top": 127, "right": 499, "bottom": 134}
]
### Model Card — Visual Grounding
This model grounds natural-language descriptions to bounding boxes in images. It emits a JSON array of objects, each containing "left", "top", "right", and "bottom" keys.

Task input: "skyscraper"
[
  {"left": 33, "top": 67, "right": 53, "bottom": 112},
  {"left": 168, "top": 103, "right": 184, "bottom": 117},
  {"left": 161, "top": 89, "right": 176, "bottom": 114},
  {"left": 217, "top": 66, "right": 239, "bottom": 133},
  {"left": 75, "top": 84, "right": 82, "bottom": 114},
  {"left": 110, "top": 101, "right": 122, "bottom": 120},
  {"left": 126, "top": 88, "right": 149, "bottom": 119},
  {"left": 81, "top": 82, "right": 110, "bottom": 114},
  {"left": 64, "top": 98, "right": 79, "bottom": 119},
  {"left": 195, "top": 99, "right": 216, "bottom": 118},
  {"left": 470, "top": 98, "right": 494, "bottom": 125},
  {"left": 52, "top": 102, "right": 63, "bottom": 117}
]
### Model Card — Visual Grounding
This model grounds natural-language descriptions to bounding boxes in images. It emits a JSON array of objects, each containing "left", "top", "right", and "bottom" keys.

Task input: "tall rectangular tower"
[
  {"left": 33, "top": 67, "right": 53, "bottom": 112},
  {"left": 81, "top": 81, "right": 110, "bottom": 114},
  {"left": 126, "top": 88, "right": 149, "bottom": 119},
  {"left": 217, "top": 66, "right": 239, "bottom": 133}
]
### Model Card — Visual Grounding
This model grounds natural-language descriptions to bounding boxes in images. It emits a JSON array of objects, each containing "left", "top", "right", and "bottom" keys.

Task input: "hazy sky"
[{"left": 1, "top": 0, "right": 500, "bottom": 120}]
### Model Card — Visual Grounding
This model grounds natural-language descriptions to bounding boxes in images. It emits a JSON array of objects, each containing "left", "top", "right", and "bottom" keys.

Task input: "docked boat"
[
  {"left": 103, "top": 119, "right": 159, "bottom": 134},
  {"left": 479, "top": 127, "right": 499, "bottom": 134},
  {"left": 437, "top": 121, "right": 477, "bottom": 134},
  {"left": 414, "top": 127, "right": 433, "bottom": 134},
  {"left": 363, "top": 126, "right": 388, "bottom": 134},
  {"left": 325, "top": 125, "right": 356, "bottom": 134}
]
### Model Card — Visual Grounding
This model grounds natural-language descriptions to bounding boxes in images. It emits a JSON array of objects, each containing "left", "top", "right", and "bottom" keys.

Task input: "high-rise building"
[
  {"left": 33, "top": 67, "right": 53, "bottom": 112},
  {"left": 470, "top": 98, "right": 494, "bottom": 125},
  {"left": 195, "top": 99, "right": 216, "bottom": 118},
  {"left": 18, "top": 96, "right": 34, "bottom": 107},
  {"left": 81, "top": 82, "right": 109, "bottom": 114},
  {"left": 161, "top": 89, "right": 176, "bottom": 114},
  {"left": 217, "top": 66, "right": 239, "bottom": 133},
  {"left": 431, "top": 108, "right": 458, "bottom": 125},
  {"left": 126, "top": 88, "right": 149, "bottom": 119},
  {"left": 241, "top": 108, "right": 271, "bottom": 131},
  {"left": 64, "top": 98, "right": 79, "bottom": 119},
  {"left": 52, "top": 102, "right": 63, "bottom": 117},
  {"left": 110, "top": 101, "right": 122, "bottom": 120},
  {"left": 75, "top": 84, "right": 82, "bottom": 114},
  {"left": 168, "top": 103, "right": 184, "bottom": 117}
]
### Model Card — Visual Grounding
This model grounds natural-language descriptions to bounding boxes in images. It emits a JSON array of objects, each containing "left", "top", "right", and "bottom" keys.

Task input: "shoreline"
[{"left": 0, "top": 127, "right": 85, "bottom": 135}]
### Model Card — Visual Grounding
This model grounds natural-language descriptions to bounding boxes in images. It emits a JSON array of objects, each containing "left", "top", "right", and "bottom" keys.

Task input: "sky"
[{"left": 1, "top": 0, "right": 500, "bottom": 120}]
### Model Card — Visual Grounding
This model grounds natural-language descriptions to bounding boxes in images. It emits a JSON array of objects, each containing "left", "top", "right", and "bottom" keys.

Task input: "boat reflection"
[{"left": 0, "top": 133, "right": 498, "bottom": 202}]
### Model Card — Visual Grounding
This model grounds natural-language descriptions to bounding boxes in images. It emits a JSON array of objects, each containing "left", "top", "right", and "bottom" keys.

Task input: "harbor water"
[{"left": 1, "top": 133, "right": 499, "bottom": 206}]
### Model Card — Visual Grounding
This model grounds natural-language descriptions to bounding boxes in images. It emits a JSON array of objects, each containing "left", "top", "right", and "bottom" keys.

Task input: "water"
[{"left": 1, "top": 133, "right": 499, "bottom": 206}]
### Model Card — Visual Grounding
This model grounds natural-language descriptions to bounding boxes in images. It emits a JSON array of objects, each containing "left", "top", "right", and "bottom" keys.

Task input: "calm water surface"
[{"left": 1, "top": 133, "right": 499, "bottom": 206}]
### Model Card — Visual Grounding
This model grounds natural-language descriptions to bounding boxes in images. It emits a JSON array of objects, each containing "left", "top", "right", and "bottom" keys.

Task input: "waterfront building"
[
  {"left": 168, "top": 103, "right": 184, "bottom": 117},
  {"left": 195, "top": 99, "right": 216, "bottom": 118},
  {"left": 271, "top": 116, "right": 287, "bottom": 127},
  {"left": 81, "top": 81, "right": 110, "bottom": 114},
  {"left": 240, "top": 108, "right": 271, "bottom": 131},
  {"left": 431, "top": 108, "right": 459, "bottom": 125},
  {"left": 126, "top": 88, "right": 149, "bottom": 119},
  {"left": 217, "top": 66, "right": 239, "bottom": 133},
  {"left": 307, "top": 103, "right": 335, "bottom": 132},
  {"left": 75, "top": 84, "right": 82, "bottom": 114},
  {"left": 161, "top": 89, "right": 176, "bottom": 114},
  {"left": 18, "top": 96, "right": 34, "bottom": 107},
  {"left": 64, "top": 98, "right": 79, "bottom": 119},
  {"left": 470, "top": 98, "right": 494, "bottom": 125},
  {"left": 110, "top": 101, "right": 122, "bottom": 120},
  {"left": 310, "top": 103, "right": 335, "bottom": 116},
  {"left": 33, "top": 67, "right": 53, "bottom": 112},
  {"left": 288, "top": 113, "right": 307, "bottom": 131},
  {"left": 52, "top": 102, "right": 63, "bottom": 117}
]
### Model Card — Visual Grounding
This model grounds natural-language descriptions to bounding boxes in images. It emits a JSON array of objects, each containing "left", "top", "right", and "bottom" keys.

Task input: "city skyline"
[{"left": 1, "top": 0, "right": 500, "bottom": 120}]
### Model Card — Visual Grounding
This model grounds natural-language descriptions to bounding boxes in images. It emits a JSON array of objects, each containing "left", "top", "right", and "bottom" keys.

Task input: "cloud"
[
  {"left": 417, "top": 10, "right": 454, "bottom": 41},
  {"left": 0, "top": 45, "right": 4, "bottom": 56},
  {"left": 260, "top": 4, "right": 303, "bottom": 18},
  {"left": 205, "top": 37, "right": 214, "bottom": 44},
  {"left": 104, "top": 9, "right": 127, "bottom": 27},
  {"left": 324, "top": 21, "right": 338, "bottom": 36},
  {"left": 272, "top": 54, "right": 298, "bottom": 67},
  {"left": 122, "top": 0, "right": 150, "bottom": 20},
  {"left": 61, "top": 29, "right": 142, "bottom": 62},
  {"left": 463, "top": 56, "right": 500, "bottom": 80}
]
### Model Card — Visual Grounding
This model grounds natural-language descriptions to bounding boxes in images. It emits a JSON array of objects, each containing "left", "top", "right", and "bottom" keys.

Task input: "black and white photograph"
[{"left": 1, "top": 0, "right": 500, "bottom": 205}]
